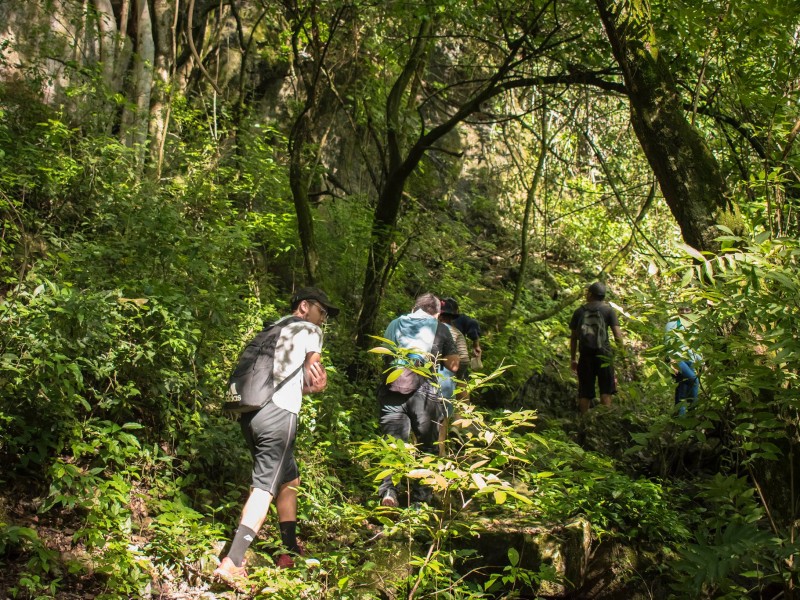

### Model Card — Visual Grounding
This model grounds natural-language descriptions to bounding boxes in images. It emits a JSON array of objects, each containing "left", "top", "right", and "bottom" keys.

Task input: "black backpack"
[
  {"left": 224, "top": 317, "right": 303, "bottom": 413},
  {"left": 579, "top": 305, "right": 608, "bottom": 351}
]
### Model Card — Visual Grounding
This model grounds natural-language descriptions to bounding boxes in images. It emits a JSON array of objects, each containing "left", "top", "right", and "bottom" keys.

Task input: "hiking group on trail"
[
  {"left": 212, "top": 280, "right": 695, "bottom": 589},
  {"left": 213, "top": 287, "right": 485, "bottom": 588}
]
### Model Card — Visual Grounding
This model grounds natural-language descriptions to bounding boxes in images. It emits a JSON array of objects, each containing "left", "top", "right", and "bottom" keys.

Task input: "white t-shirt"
[{"left": 271, "top": 316, "right": 324, "bottom": 414}]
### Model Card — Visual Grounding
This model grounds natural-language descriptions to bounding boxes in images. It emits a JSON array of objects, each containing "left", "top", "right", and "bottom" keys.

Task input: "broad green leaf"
[
  {"left": 407, "top": 468, "right": 434, "bottom": 478},
  {"left": 368, "top": 346, "right": 393, "bottom": 354},
  {"left": 385, "top": 368, "right": 403, "bottom": 384},
  {"left": 679, "top": 243, "right": 706, "bottom": 261},
  {"left": 508, "top": 548, "right": 520, "bottom": 567},
  {"left": 374, "top": 468, "right": 395, "bottom": 482},
  {"left": 681, "top": 267, "right": 694, "bottom": 287},
  {"left": 471, "top": 473, "right": 487, "bottom": 490}
]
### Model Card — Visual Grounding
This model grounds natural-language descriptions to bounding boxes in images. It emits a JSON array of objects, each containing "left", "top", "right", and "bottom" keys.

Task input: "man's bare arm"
[
  {"left": 570, "top": 330, "right": 579, "bottom": 374},
  {"left": 302, "top": 352, "right": 327, "bottom": 393},
  {"left": 443, "top": 353, "right": 460, "bottom": 372},
  {"left": 612, "top": 325, "right": 624, "bottom": 348}
]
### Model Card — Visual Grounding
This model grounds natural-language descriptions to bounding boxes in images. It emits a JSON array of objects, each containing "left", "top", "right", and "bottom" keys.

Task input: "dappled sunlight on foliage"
[{"left": 2, "top": 0, "right": 800, "bottom": 596}]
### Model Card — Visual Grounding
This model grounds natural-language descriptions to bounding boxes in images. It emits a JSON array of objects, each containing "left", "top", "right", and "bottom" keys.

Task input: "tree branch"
[
  {"left": 187, "top": 0, "right": 222, "bottom": 94},
  {"left": 523, "top": 182, "right": 657, "bottom": 324}
]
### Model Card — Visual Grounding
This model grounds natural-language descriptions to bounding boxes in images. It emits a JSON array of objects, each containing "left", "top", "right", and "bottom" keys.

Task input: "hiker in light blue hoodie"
[{"left": 376, "top": 293, "right": 459, "bottom": 507}]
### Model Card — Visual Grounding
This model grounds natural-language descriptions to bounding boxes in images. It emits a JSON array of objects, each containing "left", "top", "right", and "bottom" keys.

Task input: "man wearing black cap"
[
  {"left": 569, "top": 282, "right": 624, "bottom": 414},
  {"left": 214, "top": 287, "right": 339, "bottom": 587}
]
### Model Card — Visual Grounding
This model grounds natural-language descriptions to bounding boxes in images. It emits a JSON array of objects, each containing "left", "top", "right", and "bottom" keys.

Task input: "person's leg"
[
  {"left": 273, "top": 451, "right": 302, "bottom": 567},
  {"left": 455, "top": 364, "right": 470, "bottom": 402},
  {"left": 275, "top": 478, "right": 299, "bottom": 523},
  {"left": 675, "top": 362, "right": 689, "bottom": 400},
  {"left": 597, "top": 353, "right": 617, "bottom": 408},
  {"left": 674, "top": 369, "right": 688, "bottom": 414},
  {"left": 676, "top": 361, "right": 698, "bottom": 399},
  {"left": 576, "top": 354, "right": 596, "bottom": 413},
  {"left": 440, "top": 364, "right": 468, "bottom": 453},
  {"left": 437, "top": 413, "right": 449, "bottom": 456},
  {"left": 239, "top": 488, "right": 275, "bottom": 531},
  {"left": 223, "top": 403, "right": 296, "bottom": 568},
  {"left": 275, "top": 477, "right": 301, "bottom": 559},
  {"left": 407, "top": 383, "right": 441, "bottom": 504},
  {"left": 377, "top": 386, "right": 411, "bottom": 503},
  {"left": 227, "top": 487, "right": 273, "bottom": 565},
  {"left": 675, "top": 360, "right": 698, "bottom": 414},
  {"left": 689, "top": 372, "right": 699, "bottom": 404},
  {"left": 408, "top": 382, "right": 442, "bottom": 455}
]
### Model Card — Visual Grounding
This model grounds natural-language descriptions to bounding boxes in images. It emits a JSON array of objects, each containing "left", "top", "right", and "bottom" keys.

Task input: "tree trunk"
[
  {"left": 120, "top": 0, "right": 154, "bottom": 163},
  {"left": 80, "top": 0, "right": 98, "bottom": 68},
  {"left": 595, "top": 0, "right": 742, "bottom": 251},
  {"left": 284, "top": 0, "right": 331, "bottom": 285},
  {"left": 115, "top": 0, "right": 135, "bottom": 99},
  {"left": 149, "top": 0, "right": 176, "bottom": 176},
  {"left": 288, "top": 109, "right": 321, "bottom": 285},
  {"left": 93, "top": 0, "right": 127, "bottom": 133},
  {"left": 134, "top": 0, "right": 154, "bottom": 151},
  {"left": 353, "top": 17, "right": 434, "bottom": 354},
  {"left": 93, "top": 0, "right": 119, "bottom": 91},
  {"left": 511, "top": 99, "right": 548, "bottom": 316}
]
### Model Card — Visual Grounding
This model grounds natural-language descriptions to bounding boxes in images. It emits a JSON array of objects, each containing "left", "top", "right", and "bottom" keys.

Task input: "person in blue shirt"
[{"left": 665, "top": 305, "right": 701, "bottom": 415}]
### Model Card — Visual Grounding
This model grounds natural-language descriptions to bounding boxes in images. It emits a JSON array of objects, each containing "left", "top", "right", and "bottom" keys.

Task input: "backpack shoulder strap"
[
  {"left": 269, "top": 315, "right": 312, "bottom": 392},
  {"left": 273, "top": 363, "right": 304, "bottom": 394},
  {"left": 263, "top": 315, "right": 304, "bottom": 330}
]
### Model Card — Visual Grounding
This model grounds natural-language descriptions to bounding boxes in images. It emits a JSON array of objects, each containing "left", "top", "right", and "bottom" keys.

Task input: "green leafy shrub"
[
  {"left": 35, "top": 420, "right": 155, "bottom": 596},
  {"left": 0, "top": 523, "right": 61, "bottom": 598},
  {"left": 145, "top": 499, "right": 226, "bottom": 572},
  {"left": 670, "top": 475, "right": 793, "bottom": 598}
]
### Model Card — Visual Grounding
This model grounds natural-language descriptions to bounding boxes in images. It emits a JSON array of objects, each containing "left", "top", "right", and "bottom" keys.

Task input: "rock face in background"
[
  {"left": 0, "top": 2, "right": 81, "bottom": 103},
  {"left": 514, "top": 363, "right": 577, "bottom": 419},
  {"left": 393, "top": 515, "right": 668, "bottom": 599}
]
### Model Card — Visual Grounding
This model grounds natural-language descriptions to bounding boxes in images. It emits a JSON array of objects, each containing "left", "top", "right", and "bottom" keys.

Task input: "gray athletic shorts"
[{"left": 239, "top": 401, "right": 299, "bottom": 495}]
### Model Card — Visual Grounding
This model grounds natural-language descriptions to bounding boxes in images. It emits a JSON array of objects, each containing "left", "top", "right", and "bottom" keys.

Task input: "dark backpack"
[
  {"left": 224, "top": 317, "right": 303, "bottom": 413},
  {"left": 579, "top": 305, "right": 608, "bottom": 351}
]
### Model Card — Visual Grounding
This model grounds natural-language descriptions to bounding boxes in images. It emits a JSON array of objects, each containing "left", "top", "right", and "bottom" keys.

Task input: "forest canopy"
[{"left": 1, "top": 0, "right": 799, "bottom": 598}]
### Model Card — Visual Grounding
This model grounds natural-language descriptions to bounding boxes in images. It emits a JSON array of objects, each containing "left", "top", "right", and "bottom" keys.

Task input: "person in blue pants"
[{"left": 665, "top": 306, "right": 701, "bottom": 415}]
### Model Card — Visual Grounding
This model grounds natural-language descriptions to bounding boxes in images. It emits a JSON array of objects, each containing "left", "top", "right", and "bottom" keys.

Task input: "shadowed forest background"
[{"left": 1, "top": 0, "right": 799, "bottom": 598}]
